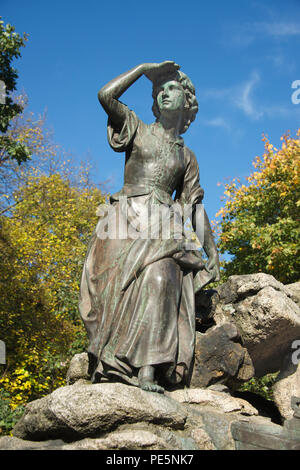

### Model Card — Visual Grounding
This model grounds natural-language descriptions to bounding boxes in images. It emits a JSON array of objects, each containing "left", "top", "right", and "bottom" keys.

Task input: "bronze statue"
[{"left": 79, "top": 61, "right": 220, "bottom": 393}]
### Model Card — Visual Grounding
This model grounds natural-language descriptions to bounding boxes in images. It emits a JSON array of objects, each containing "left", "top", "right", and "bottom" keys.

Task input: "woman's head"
[{"left": 152, "top": 70, "right": 198, "bottom": 134}]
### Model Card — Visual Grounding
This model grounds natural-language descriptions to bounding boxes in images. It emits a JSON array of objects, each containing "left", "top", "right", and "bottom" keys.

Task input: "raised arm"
[
  {"left": 98, "top": 64, "right": 145, "bottom": 127},
  {"left": 98, "top": 61, "right": 180, "bottom": 127}
]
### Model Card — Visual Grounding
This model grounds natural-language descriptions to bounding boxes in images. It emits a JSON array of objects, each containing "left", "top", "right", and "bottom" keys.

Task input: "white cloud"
[
  {"left": 260, "top": 22, "right": 300, "bottom": 37},
  {"left": 204, "top": 117, "right": 231, "bottom": 131},
  {"left": 234, "top": 72, "right": 263, "bottom": 120},
  {"left": 226, "top": 20, "right": 300, "bottom": 48},
  {"left": 199, "top": 72, "right": 262, "bottom": 120},
  {"left": 198, "top": 71, "right": 300, "bottom": 123}
]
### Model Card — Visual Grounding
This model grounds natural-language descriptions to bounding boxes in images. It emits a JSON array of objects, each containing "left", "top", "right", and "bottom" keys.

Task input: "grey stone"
[
  {"left": 212, "top": 274, "right": 300, "bottom": 377},
  {"left": 231, "top": 416, "right": 300, "bottom": 450},
  {"left": 66, "top": 352, "right": 89, "bottom": 385},
  {"left": 190, "top": 323, "right": 254, "bottom": 388},
  {"left": 62, "top": 429, "right": 172, "bottom": 450},
  {"left": 1, "top": 425, "right": 214, "bottom": 451},
  {"left": 273, "top": 356, "right": 300, "bottom": 421},
  {"left": 0, "top": 436, "right": 65, "bottom": 450},
  {"left": 189, "top": 428, "right": 215, "bottom": 450},
  {"left": 196, "top": 409, "right": 240, "bottom": 450},
  {"left": 167, "top": 388, "right": 258, "bottom": 415},
  {"left": 195, "top": 289, "right": 220, "bottom": 328},
  {"left": 284, "top": 281, "right": 300, "bottom": 307},
  {"left": 217, "top": 273, "right": 286, "bottom": 304},
  {"left": 12, "top": 382, "right": 188, "bottom": 441},
  {"left": 233, "top": 286, "right": 300, "bottom": 376},
  {"left": 9, "top": 379, "right": 272, "bottom": 451},
  {"left": 208, "top": 383, "right": 230, "bottom": 394}
]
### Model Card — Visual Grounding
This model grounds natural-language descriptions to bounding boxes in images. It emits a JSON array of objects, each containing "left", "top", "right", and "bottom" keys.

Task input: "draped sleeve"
[
  {"left": 107, "top": 103, "right": 139, "bottom": 153},
  {"left": 175, "top": 148, "right": 204, "bottom": 208}
]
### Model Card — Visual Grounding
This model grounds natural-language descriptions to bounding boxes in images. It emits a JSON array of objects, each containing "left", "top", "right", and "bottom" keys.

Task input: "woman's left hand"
[
  {"left": 144, "top": 61, "right": 180, "bottom": 82},
  {"left": 205, "top": 254, "right": 220, "bottom": 282}
]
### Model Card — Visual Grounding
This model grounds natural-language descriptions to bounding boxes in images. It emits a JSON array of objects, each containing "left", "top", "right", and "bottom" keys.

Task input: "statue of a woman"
[{"left": 79, "top": 61, "right": 220, "bottom": 393}]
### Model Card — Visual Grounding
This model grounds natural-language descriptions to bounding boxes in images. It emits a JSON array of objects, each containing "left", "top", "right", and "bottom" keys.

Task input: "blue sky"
[{"left": 2, "top": 0, "right": 300, "bottom": 222}]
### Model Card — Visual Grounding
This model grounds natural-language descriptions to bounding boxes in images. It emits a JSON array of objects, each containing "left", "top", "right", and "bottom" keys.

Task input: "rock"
[
  {"left": 284, "top": 282, "right": 300, "bottom": 307},
  {"left": 7, "top": 379, "right": 297, "bottom": 451},
  {"left": 195, "top": 289, "right": 220, "bottom": 330},
  {"left": 1, "top": 425, "right": 212, "bottom": 451},
  {"left": 273, "top": 355, "right": 300, "bottom": 421},
  {"left": 233, "top": 286, "right": 300, "bottom": 376},
  {"left": 231, "top": 414, "right": 300, "bottom": 450},
  {"left": 167, "top": 388, "right": 258, "bottom": 415},
  {"left": 190, "top": 323, "right": 254, "bottom": 388},
  {"left": 189, "top": 428, "right": 215, "bottom": 450},
  {"left": 208, "top": 384, "right": 230, "bottom": 394},
  {"left": 233, "top": 390, "right": 282, "bottom": 424},
  {"left": 0, "top": 429, "right": 183, "bottom": 451},
  {"left": 195, "top": 408, "right": 241, "bottom": 450},
  {"left": 0, "top": 436, "right": 65, "bottom": 450},
  {"left": 66, "top": 352, "right": 89, "bottom": 385},
  {"left": 217, "top": 273, "right": 286, "bottom": 304},
  {"left": 8, "top": 273, "right": 300, "bottom": 451},
  {"left": 62, "top": 429, "right": 172, "bottom": 450},
  {"left": 12, "top": 382, "right": 188, "bottom": 441},
  {"left": 213, "top": 274, "right": 300, "bottom": 377}
]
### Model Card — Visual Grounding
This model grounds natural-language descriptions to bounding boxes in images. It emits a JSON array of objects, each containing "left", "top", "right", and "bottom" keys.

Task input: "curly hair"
[{"left": 152, "top": 70, "right": 198, "bottom": 134}]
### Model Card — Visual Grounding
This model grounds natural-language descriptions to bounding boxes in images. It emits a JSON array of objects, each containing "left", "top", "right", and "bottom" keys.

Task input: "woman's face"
[{"left": 156, "top": 80, "right": 185, "bottom": 114}]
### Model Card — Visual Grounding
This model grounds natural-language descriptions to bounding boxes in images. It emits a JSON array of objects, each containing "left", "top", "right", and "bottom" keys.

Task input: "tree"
[
  {"left": 0, "top": 17, "right": 29, "bottom": 164},
  {"left": 216, "top": 129, "right": 300, "bottom": 284},
  {"left": 0, "top": 166, "right": 105, "bottom": 410},
  {"left": 0, "top": 94, "right": 51, "bottom": 212},
  {"left": 0, "top": 94, "right": 107, "bottom": 414}
]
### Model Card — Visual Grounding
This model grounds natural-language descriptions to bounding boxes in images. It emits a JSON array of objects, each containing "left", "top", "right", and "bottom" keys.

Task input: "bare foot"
[
  {"left": 138, "top": 365, "right": 164, "bottom": 394},
  {"left": 140, "top": 381, "right": 164, "bottom": 393}
]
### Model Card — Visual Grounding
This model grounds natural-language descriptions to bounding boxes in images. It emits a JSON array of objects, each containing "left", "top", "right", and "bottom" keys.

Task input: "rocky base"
[
  {"left": 0, "top": 381, "right": 272, "bottom": 451},
  {"left": 1, "top": 273, "right": 300, "bottom": 450},
  {"left": 196, "top": 274, "right": 300, "bottom": 420}
]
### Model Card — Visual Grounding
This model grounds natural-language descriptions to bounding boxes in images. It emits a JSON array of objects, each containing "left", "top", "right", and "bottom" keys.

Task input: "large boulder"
[
  {"left": 6, "top": 381, "right": 273, "bottom": 451},
  {"left": 167, "top": 388, "right": 258, "bottom": 416},
  {"left": 12, "top": 382, "right": 187, "bottom": 441},
  {"left": 190, "top": 324, "right": 254, "bottom": 388},
  {"left": 273, "top": 355, "right": 300, "bottom": 421},
  {"left": 211, "top": 274, "right": 300, "bottom": 377},
  {"left": 284, "top": 281, "right": 300, "bottom": 308}
]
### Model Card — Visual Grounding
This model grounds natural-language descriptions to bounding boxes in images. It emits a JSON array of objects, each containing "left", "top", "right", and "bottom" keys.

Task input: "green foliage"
[
  {"left": 0, "top": 388, "right": 25, "bottom": 436},
  {"left": 0, "top": 17, "right": 30, "bottom": 163},
  {"left": 238, "top": 372, "right": 279, "bottom": 401},
  {"left": 216, "top": 130, "right": 300, "bottom": 284},
  {"left": 0, "top": 96, "right": 106, "bottom": 420},
  {"left": 0, "top": 166, "right": 105, "bottom": 410}
]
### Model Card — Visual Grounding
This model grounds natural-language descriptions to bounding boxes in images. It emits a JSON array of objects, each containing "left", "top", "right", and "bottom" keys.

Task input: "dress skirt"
[{"left": 79, "top": 193, "right": 197, "bottom": 387}]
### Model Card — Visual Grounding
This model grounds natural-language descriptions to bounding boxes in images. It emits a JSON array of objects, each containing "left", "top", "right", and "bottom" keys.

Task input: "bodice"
[
  {"left": 107, "top": 106, "right": 204, "bottom": 208},
  {"left": 123, "top": 121, "right": 185, "bottom": 196}
]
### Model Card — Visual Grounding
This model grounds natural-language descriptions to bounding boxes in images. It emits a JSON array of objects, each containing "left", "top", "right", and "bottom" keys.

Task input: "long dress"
[{"left": 79, "top": 104, "right": 211, "bottom": 387}]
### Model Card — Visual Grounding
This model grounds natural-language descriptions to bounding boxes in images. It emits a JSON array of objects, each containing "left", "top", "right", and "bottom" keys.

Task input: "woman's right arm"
[
  {"left": 98, "top": 64, "right": 146, "bottom": 127},
  {"left": 98, "top": 61, "right": 180, "bottom": 127}
]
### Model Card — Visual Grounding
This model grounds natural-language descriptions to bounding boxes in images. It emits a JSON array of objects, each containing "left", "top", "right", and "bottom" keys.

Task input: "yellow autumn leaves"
[
  {"left": 0, "top": 158, "right": 106, "bottom": 410},
  {"left": 216, "top": 129, "right": 300, "bottom": 283}
]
